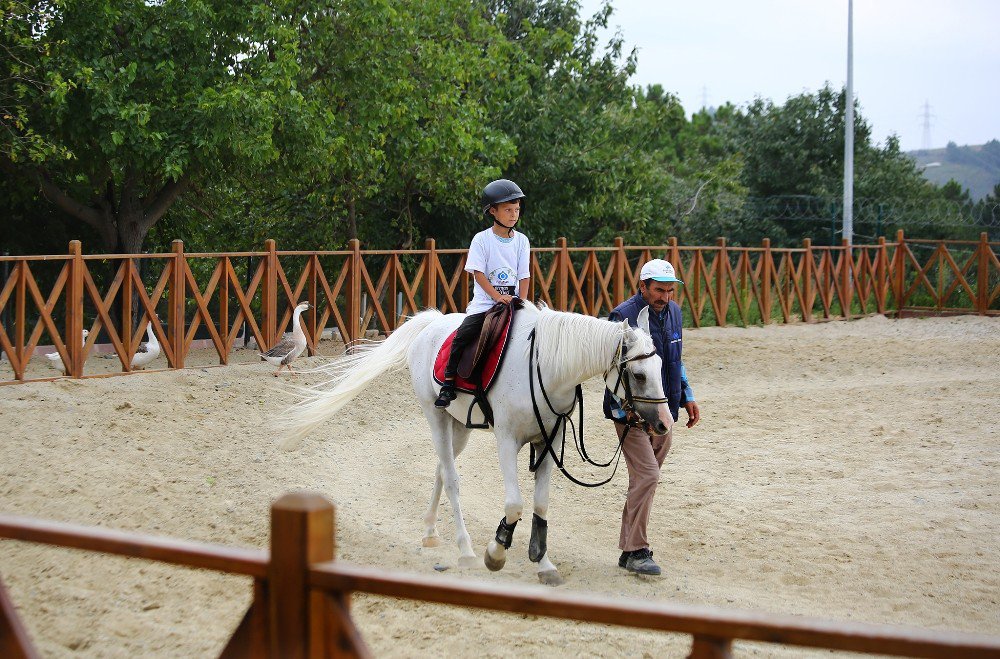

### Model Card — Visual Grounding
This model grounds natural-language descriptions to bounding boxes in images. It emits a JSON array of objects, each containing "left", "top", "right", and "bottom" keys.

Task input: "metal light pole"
[{"left": 843, "top": 0, "right": 854, "bottom": 245}]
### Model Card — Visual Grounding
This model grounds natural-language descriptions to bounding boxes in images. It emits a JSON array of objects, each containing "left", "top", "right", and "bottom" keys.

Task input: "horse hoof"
[
  {"left": 537, "top": 570, "right": 564, "bottom": 586},
  {"left": 421, "top": 536, "right": 441, "bottom": 548},
  {"left": 483, "top": 551, "right": 506, "bottom": 572},
  {"left": 457, "top": 554, "right": 478, "bottom": 568}
]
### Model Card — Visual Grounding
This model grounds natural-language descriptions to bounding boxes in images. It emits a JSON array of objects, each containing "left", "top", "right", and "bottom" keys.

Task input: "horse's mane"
[{"left": 534, "top": 306, "right": 639, "bottom": 384}]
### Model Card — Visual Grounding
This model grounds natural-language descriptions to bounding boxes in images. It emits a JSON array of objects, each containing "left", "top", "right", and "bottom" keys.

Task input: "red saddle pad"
[{"left": 433, "top": 317, "right": 514, "bottom": 394}]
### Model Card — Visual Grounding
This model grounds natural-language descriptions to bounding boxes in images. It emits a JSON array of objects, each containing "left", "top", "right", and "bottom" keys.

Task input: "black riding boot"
[{"left": 435, "top": 380, "right": 457, "bottom": 408}]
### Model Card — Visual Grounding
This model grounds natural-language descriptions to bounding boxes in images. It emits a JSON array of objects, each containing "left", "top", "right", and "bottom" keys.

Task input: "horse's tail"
[{"left": 275, "top": 309, "right": 443, "bottom": 450}]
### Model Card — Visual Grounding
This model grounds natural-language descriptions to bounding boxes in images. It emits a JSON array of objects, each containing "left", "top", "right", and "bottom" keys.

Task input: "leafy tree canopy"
[{"left": 2, "top": 1, "right": 987, "bottom": 256}]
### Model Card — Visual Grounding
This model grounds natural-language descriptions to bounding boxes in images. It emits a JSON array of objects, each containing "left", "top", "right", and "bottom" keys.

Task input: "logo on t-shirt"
[{"left": 489, "top": 267, "right": 516, "bottom": 296}]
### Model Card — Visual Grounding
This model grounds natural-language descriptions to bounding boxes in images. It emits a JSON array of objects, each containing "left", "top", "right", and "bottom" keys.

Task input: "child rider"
[{"left": 435, "top": 179, "right": 530, "bottom": 408}]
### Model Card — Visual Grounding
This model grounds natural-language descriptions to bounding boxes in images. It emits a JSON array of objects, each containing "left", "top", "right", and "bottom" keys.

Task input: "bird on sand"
[
  {"left": 131, "top": 321, "right": 161, "bottom": 370},
  {"left": 260, "top": 302, "right": 311, "bottom": 376},
  {"left": 45, "top": 329, "right": 89, "bottom": 372}
]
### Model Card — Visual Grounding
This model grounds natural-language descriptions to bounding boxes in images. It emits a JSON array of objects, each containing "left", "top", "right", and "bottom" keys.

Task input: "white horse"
[{"left": 278, "top": 301, "right": 671, "bottom": 585}]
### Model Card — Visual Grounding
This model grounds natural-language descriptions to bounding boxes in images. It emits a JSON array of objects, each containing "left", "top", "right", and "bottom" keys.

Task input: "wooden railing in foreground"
[
  {"left": 2, "top": 492, "right": 999, "bottom": 658},
  {"left": 1, "top": 231, "right": 997, "bottom": 383}
]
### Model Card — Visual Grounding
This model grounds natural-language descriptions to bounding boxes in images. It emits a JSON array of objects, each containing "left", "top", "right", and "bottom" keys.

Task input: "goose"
[
  {"left": 260, "top": 302, "right": 312, "bottom": 376},
  {"left": 45, "top": 329, "right": 89, "bottom": 372},
  {"left": 131, "top": 321, "right": 161, "bottom": 370}
]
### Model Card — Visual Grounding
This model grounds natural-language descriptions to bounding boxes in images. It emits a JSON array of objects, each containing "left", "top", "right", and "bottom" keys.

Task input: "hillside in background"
[{"left": 909, "top": 140, "right": 1000, "bottom": 200}]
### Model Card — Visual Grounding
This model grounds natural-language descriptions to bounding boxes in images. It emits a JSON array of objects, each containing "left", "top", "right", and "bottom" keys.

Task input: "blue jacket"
[{"left": 603, "top": 293, "right": 692, "bottom": 422}]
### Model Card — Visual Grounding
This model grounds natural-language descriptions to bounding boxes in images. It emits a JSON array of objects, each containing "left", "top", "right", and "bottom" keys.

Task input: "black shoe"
[
  {"left": 625, "top": 548, "right": 661, "bottom": 576},
  {"left": 618, "top": 551, "right": 632, "bottom": 569},
  {"left": 434, "top": 383, "right": 457, "bottom": 408}
]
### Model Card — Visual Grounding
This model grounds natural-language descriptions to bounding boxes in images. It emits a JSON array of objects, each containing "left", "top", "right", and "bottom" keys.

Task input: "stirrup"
[{"left": 435, "top": 383, "right": 457, "bottom": 408}]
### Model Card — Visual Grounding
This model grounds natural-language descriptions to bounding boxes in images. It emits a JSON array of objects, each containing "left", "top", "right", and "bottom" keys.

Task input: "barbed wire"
[{"left": 743, "top": 196, "right": 999, "bottom": 229}]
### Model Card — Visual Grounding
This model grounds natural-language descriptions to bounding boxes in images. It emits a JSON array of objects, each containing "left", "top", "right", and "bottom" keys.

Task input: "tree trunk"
[
  {"left": 346, "top": 194, "right": 358, "bottom": 242},
  {"left": 37, "top": 167, "right": 190, "bottom": 336}
]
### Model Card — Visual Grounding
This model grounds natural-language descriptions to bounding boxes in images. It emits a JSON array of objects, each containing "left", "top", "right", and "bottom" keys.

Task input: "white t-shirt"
[{"left": 464, "top": 228, "right": 531, "bottom": 314}]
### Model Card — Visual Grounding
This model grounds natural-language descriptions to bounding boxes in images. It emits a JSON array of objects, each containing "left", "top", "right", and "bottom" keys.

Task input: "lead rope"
[{"left": 526, "top": 329, "right": 625, "bottom": 488}]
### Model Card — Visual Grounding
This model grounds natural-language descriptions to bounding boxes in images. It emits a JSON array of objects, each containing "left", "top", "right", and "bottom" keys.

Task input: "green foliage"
[
  {"left": 2, "top": 0, "right": 314, "bottom": 251},
  {"left": 2, "top": 0, "right": 991, "bottom": 257}
]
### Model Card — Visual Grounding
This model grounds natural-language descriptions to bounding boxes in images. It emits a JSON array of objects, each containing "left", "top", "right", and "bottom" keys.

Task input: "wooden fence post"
[
  {"left": 668, "top": 236, "right": 682, "bottom": 314},
  {"left": 977, "top": 232, "right": 989, "bottom": 315},
  {"left": 67, "top": 241, "right": 84, "bottom": 378},
  {"left": 892, "top": 230, "right": 906, "bottom": 316},
  {"left": 122, "top": 253, "right": 133, "bottom": 368},
  {"left": 0, "top": 576, "right": 39, "bottom": 658},
  {"left": 268, "top": 492, "right": 335, "bottom": 659},
  {"left": 170, "top": 240, "right": 186, "bottom": 369},
  {"left": 307, "top": 255, "right": 318, "bottom": 354},
  {"left": 12, "top": 259, "right": 28, "bottom": 380},
  {"left": 876, "top": 236, "right": 887, "bottom": 314},
  {"left": 715, "top": 237, "right": 727, "bottom": 327},
  {"left": 556, "top": 237, "right": 568, "bottom": 311},
  {"left": 346, "top": 239, "right": 361, "bottom": 347},
  {"left": 424, "top": 238, "right": 437, "bottom": 311},
  {"left": 841, "top": 238, "right": 853, "bottom": 320},
  {"left": 668, "top": 236, "right": 681, "bottom": 273},
  {"left": 761, "top": 238, "right": 772, "bottom": 325},
  {"left": 688, "top": 634, "right": 733, "bottom": 659},
  {"left": 801, "top": 238, "right": 813, "bottom": 323},
  {"left": 613, "top": 237, "right": 625, "bottom": 306},
  {"left": 219, "top": 257, "right": 230, "bottom": 364},
  {"left": 263, "top": 239, "right": 277, "bottom": 350}
]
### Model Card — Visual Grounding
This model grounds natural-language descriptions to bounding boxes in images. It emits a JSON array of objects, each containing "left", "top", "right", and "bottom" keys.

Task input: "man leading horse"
[{"left": 604, "top": 258, "right": 702, "bottom": 576}]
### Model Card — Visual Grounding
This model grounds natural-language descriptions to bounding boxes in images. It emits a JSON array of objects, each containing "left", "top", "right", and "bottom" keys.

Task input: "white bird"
[
  {"left": 45, "top": 329, "right": 89, "bottom": 372},
  {"left": 131, "top": 321, "right": 161, "bottom": 370},
  {"left": 260, "top": 302, "right": 312, "bottom": 376}
]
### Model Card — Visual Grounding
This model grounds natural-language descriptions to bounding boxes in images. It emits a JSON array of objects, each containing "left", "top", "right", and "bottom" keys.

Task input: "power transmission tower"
[{"left": 920, "top": 100, "right": 935, "bottom": 151}]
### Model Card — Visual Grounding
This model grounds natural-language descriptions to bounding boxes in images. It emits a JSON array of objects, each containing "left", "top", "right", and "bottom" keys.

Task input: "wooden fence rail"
[
  {"left": 2, "top": 491, "right": 999, "bottom": 658},
  {"left": 1, "top": 231, "right": 997, "bottom": 384}
]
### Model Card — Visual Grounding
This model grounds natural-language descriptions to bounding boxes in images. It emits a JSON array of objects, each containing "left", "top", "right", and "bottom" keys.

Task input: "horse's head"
[{"left": 605, "top": 308, "right": 671, "bottom": 436}]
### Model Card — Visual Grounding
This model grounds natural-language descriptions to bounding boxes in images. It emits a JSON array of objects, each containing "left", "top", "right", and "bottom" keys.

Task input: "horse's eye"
[{"left": 633, "top": 372, "right": 646, "bottom": 382}]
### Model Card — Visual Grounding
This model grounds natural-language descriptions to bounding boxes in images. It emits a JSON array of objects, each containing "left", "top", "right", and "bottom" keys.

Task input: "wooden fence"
[
  {"left": 2, "top": 491, "right": 999, "bottom": 658},
  {"left": 1, "top": 231, "right": 997, "bottom": 384}
]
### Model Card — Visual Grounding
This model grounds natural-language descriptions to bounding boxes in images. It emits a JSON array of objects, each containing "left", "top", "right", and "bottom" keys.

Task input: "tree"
[
  {"left": 1, "top": 0, "right": 313, "bottom": 253},
  {"left": 479, "top": 1, "right": 668, "bottom": 246},
  {"left": 173, "top": 0, "right": 520, "bottom": 252}
]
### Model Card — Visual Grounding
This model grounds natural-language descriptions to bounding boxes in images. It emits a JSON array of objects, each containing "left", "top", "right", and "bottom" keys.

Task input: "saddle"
[
  {"left": 458, "top": 297, "right": 522, "bottom": 380},
  {"left": 433, "top": 299, "right": 522, "bottom": 428}
]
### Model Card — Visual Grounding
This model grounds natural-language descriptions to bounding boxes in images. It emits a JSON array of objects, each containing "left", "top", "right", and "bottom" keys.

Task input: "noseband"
[{"left": 606, "top": 336, "right": 668, "bottom": 434}]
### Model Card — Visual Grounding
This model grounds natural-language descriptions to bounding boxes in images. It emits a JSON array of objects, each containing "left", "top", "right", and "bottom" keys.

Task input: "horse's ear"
[
  {"left": 537, "top": 300, "right": 549, "bottom": 310},
  {"left": 636, "top": 305, "right": 651, "bottom": 336}
]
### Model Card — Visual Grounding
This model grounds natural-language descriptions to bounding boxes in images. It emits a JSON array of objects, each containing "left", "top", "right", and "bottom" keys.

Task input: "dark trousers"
[{"left": 444, "top": 311, "right": 487, "bottom": 379}]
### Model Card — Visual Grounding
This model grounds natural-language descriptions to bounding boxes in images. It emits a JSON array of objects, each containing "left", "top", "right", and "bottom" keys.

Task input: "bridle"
[
  {"left": 525, "top": 326, "right": 667, "bottom": 488},
  {"left": 604, "top": 333, "right": 669, "bottom": 436}
]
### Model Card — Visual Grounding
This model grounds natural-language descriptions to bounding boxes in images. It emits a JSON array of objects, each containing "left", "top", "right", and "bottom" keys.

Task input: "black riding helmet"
[{"left": 482, "top": 179, "right": 525, "bottom": 236}]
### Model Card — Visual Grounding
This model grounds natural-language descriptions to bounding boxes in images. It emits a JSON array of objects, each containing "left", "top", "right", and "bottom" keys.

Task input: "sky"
[{"left": 576, "top": 0, "right": 1000, "bottom": 152}]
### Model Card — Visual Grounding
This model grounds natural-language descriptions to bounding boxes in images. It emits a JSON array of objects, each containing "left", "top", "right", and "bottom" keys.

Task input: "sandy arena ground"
[{"left": 0, "top": 314, "right": 998, "bottom": 657}]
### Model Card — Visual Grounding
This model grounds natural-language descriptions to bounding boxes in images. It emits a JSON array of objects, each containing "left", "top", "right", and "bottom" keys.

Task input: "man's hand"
[
  {"left": 684, "top": 401, "right": 701, "bottom": 428},
  {"left": 495, "top": 294, "right": 515, "bottom": 305}
]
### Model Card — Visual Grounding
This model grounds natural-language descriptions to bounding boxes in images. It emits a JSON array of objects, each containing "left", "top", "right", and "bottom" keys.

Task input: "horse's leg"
[
  {"left": 421, "top": 469, "right": 444, "bottom": 548},
  {"left": 529, "top": 445, "right": 565, "bottom": 586},
  {"left": 484, "top": 432, "right": 522, "bottom": 572},
  {"left": 422, "top": 419, "right": 472, "bottom": 550},
  {"left": 424, "top": 411, "right": 477, "bottom": 567}
]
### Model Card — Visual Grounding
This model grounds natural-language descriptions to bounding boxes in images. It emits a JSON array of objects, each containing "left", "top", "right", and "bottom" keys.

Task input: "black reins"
[{"left": 525, "top": 328, "right": 666, "bottom": 488}]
